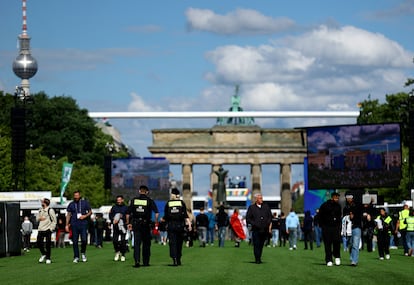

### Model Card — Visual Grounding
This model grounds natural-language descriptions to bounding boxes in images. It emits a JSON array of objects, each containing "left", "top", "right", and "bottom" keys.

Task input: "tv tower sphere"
[{"left": 13, "top": 53, "right": 38, "bottom": 80}]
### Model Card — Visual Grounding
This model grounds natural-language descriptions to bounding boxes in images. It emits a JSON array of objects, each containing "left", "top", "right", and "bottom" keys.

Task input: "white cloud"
[
  {"left": 202, "top": 24, "right": 413, "bottom": 114},
  {"left": 127, "top": 92, "right": 163, "bottom": 112},
  {"left": 186, "top": 8, "right": 296, "bottom": 35}
]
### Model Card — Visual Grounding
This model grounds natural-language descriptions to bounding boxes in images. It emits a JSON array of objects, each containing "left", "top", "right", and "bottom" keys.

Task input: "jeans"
[
  {"left": 218, "top": 227, "right": 227, "bottom": 247},
  {"left": 314, "top": 226, "right": 322, "bottom": 247},
  {"left": 71, "top": 223, "right": 88, "bottom": 258},
  {"left": 272, "top": 229, "right": 279, "bottom": 246},
  {"left": 406, "top": 231, "right": 414, "bottom": 250},
  {"left": 207, "top": 227, "right": 215, "bottom": 244},
  {"left": 288, "top": 227, "right": 298, "bottom": 248},
  {"left": 198, "top": 227, "right": 207, "bottom": 246},
  {"left": 350, "top": 228, "right": 361, "bottom": 264}
]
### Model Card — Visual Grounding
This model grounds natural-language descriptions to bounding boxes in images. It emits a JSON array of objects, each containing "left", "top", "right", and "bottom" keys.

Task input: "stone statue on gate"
[{"left": 215, "top": 166, "right": 228, "bottom": 205}]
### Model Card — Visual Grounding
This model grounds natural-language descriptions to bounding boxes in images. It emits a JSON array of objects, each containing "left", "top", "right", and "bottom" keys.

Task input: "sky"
[{"left": 1, "top": 0, "right": 414, "bottom": 197}]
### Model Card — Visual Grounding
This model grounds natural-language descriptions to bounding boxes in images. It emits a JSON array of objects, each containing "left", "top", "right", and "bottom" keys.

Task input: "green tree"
[{"left": 0, "top": 91, "right": 128, "bottom": 206}]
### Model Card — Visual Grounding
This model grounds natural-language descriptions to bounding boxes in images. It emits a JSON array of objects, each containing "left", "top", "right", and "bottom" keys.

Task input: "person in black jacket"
[
  {"left": 246, "top": 193, "right": 272, "bottom": 264},
  {"left": 196, "top": 207, "right": 209, "bottom": 247},
  {"left": 215, "top": 205, "right": 229, "bottom": 247},
  {"left": 319, "top": 192, "right": 342, "bottom": 266},
  {"left": 163, "top": 188, "right": 191, "bottom": 266},
  {"left": 126, "top": 185, "right": 159, "bottom": 268}
]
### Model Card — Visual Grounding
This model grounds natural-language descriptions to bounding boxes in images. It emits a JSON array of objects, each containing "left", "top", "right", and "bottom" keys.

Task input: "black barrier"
[{"left": 0, "top": 202, "right": 21, "bottom": 257}]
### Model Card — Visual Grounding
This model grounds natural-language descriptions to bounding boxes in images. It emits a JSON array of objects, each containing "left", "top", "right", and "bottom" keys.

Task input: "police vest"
[
  {"left": 399, "top": 209, "right": 409, "bottom": 230},
  {"left": 168, "top": 200, "right": 183, "bottom": 220},
  {"left": 132, "top": 198, "right": 149, "bottom": 220},
  {"left": 375, "top": 215, "right": 392, "bottom": 234},
  {"left": 406, "top": 216, "right": 414, "bottom": 232}
]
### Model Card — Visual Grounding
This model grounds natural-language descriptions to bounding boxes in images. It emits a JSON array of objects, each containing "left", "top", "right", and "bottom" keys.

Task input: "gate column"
[
  {"left": 280, "top": 163, "right": 292, "bottom": 215},
  {"left": 251, "top": 164, "right": 262, "bottom": 199},
  {"left": 182, "top": 164, "right": 193, "bottom": 209}
]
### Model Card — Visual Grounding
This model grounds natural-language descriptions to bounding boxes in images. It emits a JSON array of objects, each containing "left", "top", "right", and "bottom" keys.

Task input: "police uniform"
[
  {"left": 164, "top": 188, "right": 189, "bottom": 266},
  {"left": 397, "top": 206, "right": 410, "bottom": 255},
  {"left": 375, "top": 211, "right": 392, "bottom": 259},
  {"left": 128, "top": 188, "right": 159, "bottom": 267}
]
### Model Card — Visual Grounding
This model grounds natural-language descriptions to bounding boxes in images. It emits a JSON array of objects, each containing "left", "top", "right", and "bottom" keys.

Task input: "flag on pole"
[{"left": 60, "top": 162, "right": 73, "bottom": 204}]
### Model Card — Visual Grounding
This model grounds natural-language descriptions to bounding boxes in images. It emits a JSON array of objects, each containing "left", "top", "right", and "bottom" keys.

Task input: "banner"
[{"left": 60, "top": 162, "right": 73, "bottom": 204}]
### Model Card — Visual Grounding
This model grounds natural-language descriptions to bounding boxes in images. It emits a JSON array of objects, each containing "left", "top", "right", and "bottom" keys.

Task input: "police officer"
[
  {"left": 374, "top": 207, "right": 393, "bottom": 260},
  {"left": 127, "top": 185, "right": 159, "bottom": 268},
  {"left": 163, "top": 188, "right": 191, "bottom": 266},
  {"left": 395, "top": 204, "right": 410, "bottom": 256}
]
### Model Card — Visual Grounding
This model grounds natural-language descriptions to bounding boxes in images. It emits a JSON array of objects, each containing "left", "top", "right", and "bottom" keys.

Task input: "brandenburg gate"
[{"left": 148, "top": 125, "right": 307, "bottom": 214}]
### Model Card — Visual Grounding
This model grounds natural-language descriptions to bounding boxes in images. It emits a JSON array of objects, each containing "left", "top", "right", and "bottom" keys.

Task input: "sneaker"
[
  {"left": 351, "top": 262, "right": 357, "bottom": 267},
  {"left": 379, "top": 257, "right": 384, "bottom": 260},
  {"left": 114, "top": 252, "right": 120, "bottom": 261},
  {"left": 385, "top": 254, "right": 390, "bottom": 260},
  {"left": 335, "top": 258, "right": 341, "bottom": 266},
  {"left": 81, "top": 254, "right": 87, "bottom": 262},
  {"left": 327, "top": 261, "right": 333, "bottom": 267},
  {"left": 293, "top": 245, "right": 297, "bottom": 250},
  {"left": 46, "top": 259, "right": 51, "bottom": 264},
  {"left": 289, "top": 247, "right": 293, "bottom": 250},
  {"left": 120, "top": 256, "right": 126, "bottom": 262},
  {"left": 38, "top": 255, "right": 46, "bottom": 263},
  {"left": 73, "top": 257, "right": 79, "bottom": 263}
]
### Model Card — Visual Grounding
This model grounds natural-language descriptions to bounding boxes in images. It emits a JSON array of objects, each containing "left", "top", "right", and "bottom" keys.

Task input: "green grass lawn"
[{"left": 0, "top": 241, "right": 412, "bottom": 285}]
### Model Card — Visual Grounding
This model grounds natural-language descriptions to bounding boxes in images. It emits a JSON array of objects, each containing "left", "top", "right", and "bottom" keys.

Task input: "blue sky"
[{"left": 1, "top": 0, "right": 414, "bottom": 197}]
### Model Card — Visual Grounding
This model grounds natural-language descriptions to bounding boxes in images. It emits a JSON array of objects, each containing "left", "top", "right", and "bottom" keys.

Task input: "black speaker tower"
[{"left": 11, "top": 107, "right": 27, "bottom": 191}]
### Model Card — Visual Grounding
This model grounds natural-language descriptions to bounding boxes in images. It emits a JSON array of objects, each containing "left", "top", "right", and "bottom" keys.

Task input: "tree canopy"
[{"left": 0, "top": 91, "right": 128, "bottom": 207}]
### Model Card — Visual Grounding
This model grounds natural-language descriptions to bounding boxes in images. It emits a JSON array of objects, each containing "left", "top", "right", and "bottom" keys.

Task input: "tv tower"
[
  {"left": 11, "top": 0, "right": 38, "bottom": 191},
  {"left": 12, "top": 0, "right": 38, "bottom": 99}
]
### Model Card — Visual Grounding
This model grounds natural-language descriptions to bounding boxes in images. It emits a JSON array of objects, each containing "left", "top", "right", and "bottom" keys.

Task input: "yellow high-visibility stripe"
[{"left": 134, "top": 199, "right": 148, "bottom": 206}]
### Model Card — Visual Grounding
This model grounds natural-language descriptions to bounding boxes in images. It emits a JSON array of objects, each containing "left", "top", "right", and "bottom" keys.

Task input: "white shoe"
[
  {"left": 82, "top": 254, "right": 87, "bottom": 262},
  {"left": 73, "top": 257, "right": 79, "bottom": 263},
  {"left": 46, "top": 259, "right": 51, "bottom": 264},
  {"left": 335, "top": 258, "right": 341, "bottom": 266},
  {"left": 379, "top": 257, "right": 384, "bottom": 260},
  {"left": 38, "top": 255, "right": 46, "bottom": 263},
  {"left": 289, "top": 247, "right": 293, "bottom": 250},
  {"left": 385, "top": 254, "right": 390, "bottom": 260},
  {"left": 327, "top": 261, "right": 333, "bottom": 267},
  {"left": 114, "top": 252, "right": 120, "bottom": 261},
  {"left": 120, "top": 256, "right": 126, "bottom": 262}
]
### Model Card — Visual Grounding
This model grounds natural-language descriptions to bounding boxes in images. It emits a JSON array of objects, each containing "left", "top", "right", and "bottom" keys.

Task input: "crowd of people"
[{"left": 21, "top": 188, "right": 414, "bottom": 268}]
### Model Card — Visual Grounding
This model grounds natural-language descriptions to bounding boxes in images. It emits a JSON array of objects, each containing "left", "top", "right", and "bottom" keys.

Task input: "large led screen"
[
  {"left": 111, "top": 157, "right": 170, "bottom": 201},
  {"left": 306, "top": 123, "right": 401, "bottom": 189}
]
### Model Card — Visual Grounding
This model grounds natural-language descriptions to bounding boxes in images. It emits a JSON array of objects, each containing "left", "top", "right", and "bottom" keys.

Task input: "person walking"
[
  {"left": 302, "top": 210, "right": 314, "bottom": 250},
  {"left": 206, "top": 208, "right": 216, "bottom": 246},
  {"left": 319, "top": 192, "right": 342, "bottom": 267},
  {"left": 395, "top": 204, "right": 410, "bottom": 256},
  {"left": 109, "top": 195, "right": 128, "bottom": 262},
  {"left": 37, "top": 198, "right": 57, "bottom": 264},
  {"left": 163, "top": 188, "right": 191, "bottom": 266},
  {"left": 65, "top": 191, "right": 92, "bottom": 263},
  {"left": 404, "top": 208, "right": 414, "bottom": 256},
  {"left": 313, "top": 209, "right": 322, "bottom": 248},
  {"left": 196, "top": 207, "right": 209, "bottom": 247},
  {"left": 270, "top": 212, "right": 280, "bottom": 247},
  {"left": 343, "top": 193, "right": 363, "bottom": 266},
  {"left": 279, "top": 212, "right": 288, "bottom": 247},
  {"left": 21, "top": 216, "right": 33, "bottom": 252},
  {"left": 127, "top": 185, "right": 159, "bottom": 268},
  {"left": 286, "top": 208, "right": 300, "bottom": 250},
  {"left": 230, "top": 208, "right": 246, "bottom": 247},
  {"left": 215, "top": 205, "right": 229, "bottom": 247},
  {"left": 374, "top": 207, "right": 393, "bottom": 260},
  {"left": 246, "top": 193, "right": 272, "bottom": 264}
]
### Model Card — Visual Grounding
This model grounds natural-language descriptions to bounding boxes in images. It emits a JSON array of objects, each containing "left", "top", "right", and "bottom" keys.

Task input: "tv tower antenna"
[{"left": 12, "top": 0, "right": 38, "bottom": 99}]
